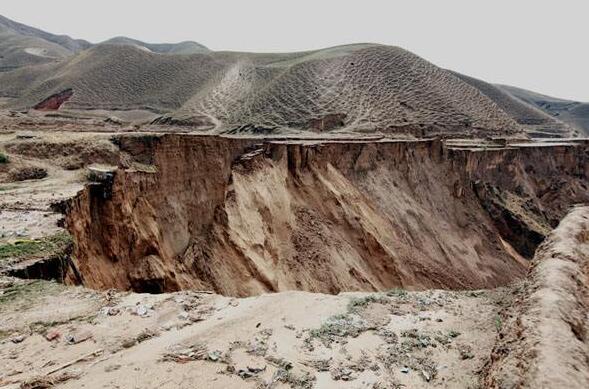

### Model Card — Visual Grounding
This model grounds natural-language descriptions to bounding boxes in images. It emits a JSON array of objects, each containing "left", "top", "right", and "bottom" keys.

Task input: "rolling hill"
[
  {"left": 0, "top": 14, "right": 89, "bottom": 71},
  {"left": 452, "top": 72, "right": 575, "bottom": 137},
  {"left": 0, "top": 14, "right": 583, "bottom": 138},
  {"left": 102, "top": 37, "right": 209, "bottom": 55},
  {"left": 497, "top": 85, "right": 589, "bottom": 136}
]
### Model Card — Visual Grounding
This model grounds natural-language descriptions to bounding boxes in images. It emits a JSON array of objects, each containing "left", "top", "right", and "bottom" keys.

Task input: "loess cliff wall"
[{"left": 63, "top": 136, "right": 589, "bottom": 296}]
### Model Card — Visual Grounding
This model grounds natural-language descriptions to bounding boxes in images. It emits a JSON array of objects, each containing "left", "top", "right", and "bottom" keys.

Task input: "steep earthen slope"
[
  {"left": 448, "top": 142, "right": 589, "bottom": 256},
  {"left": 62, "top": 136, "right": 589, "bottom": 296}
]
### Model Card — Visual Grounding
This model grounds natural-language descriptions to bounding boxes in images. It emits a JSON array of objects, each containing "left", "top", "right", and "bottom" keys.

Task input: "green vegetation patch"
[
  {"left": 0, "top": 232, "right": 72, "bottom": 261},
  {"left": 0, "top": 184, "right": 17, "bottom": 192},
  {"left": 309, "top": 293, "right": 393, "bottom": 345},
  {"left": 309, "top": 313, "right": 367, "bottom": 339},
  {"left": 386, "top": 288, "right": 408, "bottom": 298},
  {"left": 276, "top": 369, "right": 315, "bottom": 389},
  {"left": 0, "top": 279, "right": 63, "bottom": 306},
  {"left": 0, "top": 152, "right": 8, "bottom": 163},
  {"left": 347, "top": 294, "right": 390, "bottom": 313}
]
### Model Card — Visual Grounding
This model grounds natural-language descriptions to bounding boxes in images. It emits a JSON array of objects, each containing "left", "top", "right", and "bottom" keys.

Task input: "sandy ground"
[{"left": 0, "top": 277, "right": 506, "bottom": 388}]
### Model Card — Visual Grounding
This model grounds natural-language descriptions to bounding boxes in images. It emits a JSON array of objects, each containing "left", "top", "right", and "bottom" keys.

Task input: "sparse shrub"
[
  {"left": 386, "top": 288, "right": 408, "bottom": 298},
  {"left": 309, "top": 313, "right": 367, "bottom": 339},
  {"left": 0, "top": 232, "right": 72, "bottom": 261},
  {"left": 275, "top": 369, "right": 315, "bottom": 389},
  {"left": 0, "top": 184, "right": 16, "bottom": 192},
  {"left": 0, "top": 279, "right": 62, "bottom": 305},
  {"left": 401, "top": 328, "right": 434, "bottom": 349},
  {"left": 87, "top": 169, "right": 100, "bottom": 182},
  {"left": 0, "top": 152, "right": 8, "bottom": 163},
  {"left": 347, "top": 295, "right": 389, "bottom": 312},
  {"left": 458, "top": 344, "right": 474, "bottom": 360},
  {"left": 494, "top": 315, "right": 502, "bottom": 332},
  {"left": 448, "top": 330, "right": 461, "bottom": 338}
]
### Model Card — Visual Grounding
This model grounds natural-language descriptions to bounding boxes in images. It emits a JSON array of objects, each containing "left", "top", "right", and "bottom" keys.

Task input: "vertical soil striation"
[
  {"left": 63, "top": 136, "right": 589, "bottom": 296},
  {"left": 452, "top": 144, "right": 589, "bottom": 256}
]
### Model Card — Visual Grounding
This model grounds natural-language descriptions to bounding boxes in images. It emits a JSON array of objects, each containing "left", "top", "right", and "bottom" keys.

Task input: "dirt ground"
[
  {"left": 0, "top": 277, "right": 508, "bottom": 389},
  {"left": 485, "top": 205, "right": 589, "bottom": 388},
  {"left": 0, "top": 129, "right": 117, "bottom": 245}
]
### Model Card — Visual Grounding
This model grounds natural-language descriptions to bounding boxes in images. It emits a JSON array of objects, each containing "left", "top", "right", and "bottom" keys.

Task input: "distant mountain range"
[{"left": 0, "top": 14, "right": 586, "bottom": 137}]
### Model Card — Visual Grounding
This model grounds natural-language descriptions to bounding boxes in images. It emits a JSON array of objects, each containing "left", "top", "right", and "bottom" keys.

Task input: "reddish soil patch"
[{"left": 34, "top": 89, "right": 74, "bottom": 111}]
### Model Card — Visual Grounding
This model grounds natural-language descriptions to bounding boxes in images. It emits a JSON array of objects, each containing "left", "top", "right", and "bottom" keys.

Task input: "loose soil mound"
[{"left": 485, "top": 206, "right": 589, "bottom": 388}]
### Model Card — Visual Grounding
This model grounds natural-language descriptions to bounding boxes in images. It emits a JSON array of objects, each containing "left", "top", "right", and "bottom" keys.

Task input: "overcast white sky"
[{"left": 2, "top": 0, "right": 588, "bottom": 101}]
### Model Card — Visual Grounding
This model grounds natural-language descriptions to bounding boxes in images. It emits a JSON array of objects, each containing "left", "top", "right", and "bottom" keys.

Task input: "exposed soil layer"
[
  {"left": 62, "top": 136, "right": 589, "bottom": 296},
  {"left": 33, "top": 89, "right": 73, "bottom": 111}
]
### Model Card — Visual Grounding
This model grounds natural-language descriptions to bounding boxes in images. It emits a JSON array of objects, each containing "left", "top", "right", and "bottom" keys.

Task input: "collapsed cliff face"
[
  {"left": 63, "top": 136, "right": 589, "bottom": 296},
  {"left": 451, "top": 143, "right": 589, "bottom": 256},
  {"left": 65, "top": 135, "right": 255, "bottom": 292},
  {"left": 205, "top": 140, "right": 525, "bottom": 296}
]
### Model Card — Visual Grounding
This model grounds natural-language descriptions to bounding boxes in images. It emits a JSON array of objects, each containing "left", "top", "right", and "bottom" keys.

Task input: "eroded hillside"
[
  {"left": 58, "top": 135, "right": 589, "bottom": 296},
  {"left": 0, "top": 13, "right": 587, "bottom": 387}
]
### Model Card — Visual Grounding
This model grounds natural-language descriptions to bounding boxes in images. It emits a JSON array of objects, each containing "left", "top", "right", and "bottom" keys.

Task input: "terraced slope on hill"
[
  {"left": 498, "top": 84, "right": 589, "bottom": 136},
  {"left": 166, "top": 45, "right": 525, "bottom": 135},
  {"left": 0, "top": 14, "right": 582, "bottom": 138},
  {"left": 0, "top": 44, "right": 224, "bottom": 112},
  {"left": 452, "top": 72, "right": 575, "bottom": 137},
  {"left": 0, "top": 41, "right": 526, "bottom": 136}
]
